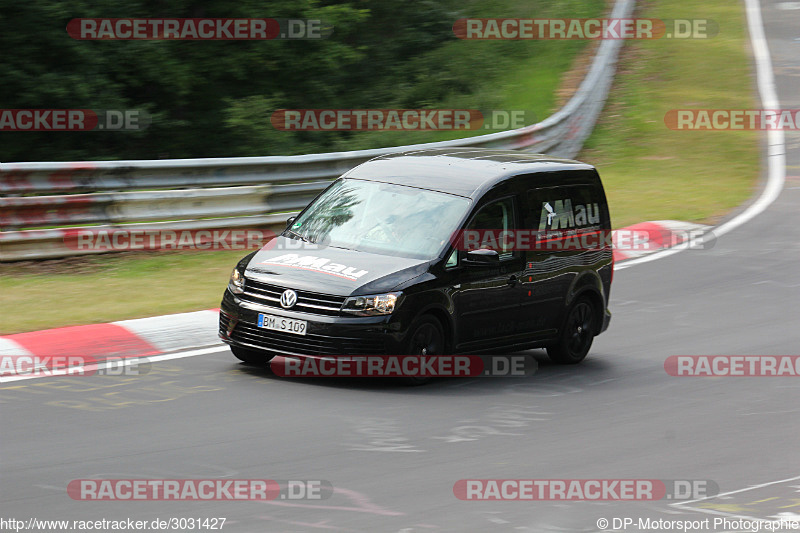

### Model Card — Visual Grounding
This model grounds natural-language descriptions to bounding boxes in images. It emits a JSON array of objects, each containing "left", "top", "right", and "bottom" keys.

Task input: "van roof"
[{"left": 343, "top": 147, "right": 595, "bottom": 198}]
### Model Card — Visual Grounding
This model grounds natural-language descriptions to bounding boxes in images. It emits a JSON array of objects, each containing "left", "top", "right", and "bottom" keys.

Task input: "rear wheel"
[
  {"left": 231, "top": 345, "right": 273, "bottom": 365},
  {"left": 547, "top": 298, "right": 595, "bottom": 364},
  {"left": 401, "top": 315, "right": 446, "bottom": 385}
]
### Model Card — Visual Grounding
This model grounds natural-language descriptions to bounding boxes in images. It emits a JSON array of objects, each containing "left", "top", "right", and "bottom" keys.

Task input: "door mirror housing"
[
  {"left": 463, "top": 248, "right": 500, "bottom": 266},
  {"left": 286, "top": 216, "right": 296, "bottom": 228}
]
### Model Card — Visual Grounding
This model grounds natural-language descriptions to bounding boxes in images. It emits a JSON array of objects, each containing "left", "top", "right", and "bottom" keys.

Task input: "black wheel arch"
[{"left": 564, "top": 271, "right": 606, "bottom": 335}]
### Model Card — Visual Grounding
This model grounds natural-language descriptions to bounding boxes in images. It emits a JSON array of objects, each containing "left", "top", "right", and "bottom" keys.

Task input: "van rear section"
[{"left": 519, "top": 168, "right": 612, "bottom": 344}]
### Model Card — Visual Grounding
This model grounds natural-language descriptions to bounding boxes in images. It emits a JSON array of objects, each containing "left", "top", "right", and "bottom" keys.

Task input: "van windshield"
[{"left": 285, "top": 178, "right": 471, "bottom": 260}]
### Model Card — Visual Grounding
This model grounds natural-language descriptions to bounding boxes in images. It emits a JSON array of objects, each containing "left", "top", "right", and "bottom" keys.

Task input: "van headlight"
[
  {"left": 341, "top": 292, "right": 400, "bottom": 316},
  {"left": 229, "top": 267, "right": 245, "bottom": 294}
]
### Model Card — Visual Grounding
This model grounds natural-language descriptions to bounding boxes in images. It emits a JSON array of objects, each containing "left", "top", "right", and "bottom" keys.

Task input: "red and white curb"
[
  {"left": 612, "top": 220, "right": 711, "bottom": 263},
  {"left": 0, "top": 309, "right": 222, "bottom": 361}
]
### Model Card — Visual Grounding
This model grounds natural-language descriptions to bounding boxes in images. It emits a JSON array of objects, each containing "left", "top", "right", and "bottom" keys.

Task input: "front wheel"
[
  {"left": 231, "top": 345, "right": 273, "bottom": 365},
  {"left": 547, "top": 298, "right": 595, "bottom": 364},
  {"left": 401, "top": 315, "right": 446, "bottom": 385}
]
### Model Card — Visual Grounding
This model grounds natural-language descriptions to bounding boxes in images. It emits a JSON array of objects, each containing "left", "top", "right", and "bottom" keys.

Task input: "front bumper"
[{"left": 219, "top": 290, "right": 405, "bottom": 356}]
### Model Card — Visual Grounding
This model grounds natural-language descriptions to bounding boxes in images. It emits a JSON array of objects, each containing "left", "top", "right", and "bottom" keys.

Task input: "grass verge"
[
  {"left": 0, "top": 251, "right": 244, "bottom": 334},
  {"left": 580, "top": 0, "right": 759, "bottom": 228}
]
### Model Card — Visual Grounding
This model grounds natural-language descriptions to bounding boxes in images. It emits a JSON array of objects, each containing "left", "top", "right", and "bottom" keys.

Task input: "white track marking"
[
  {"left": 0, "top": 345, "right": 228, "bottom": 383},
  {"left": 670, "top": 474, "right": 800, "bottom": 522},
  {"left": 672, "top": 474, "right": 800, "bottom": 507},
  {"left": 616, "top": 0, "right": 786, "bottom": 270}
]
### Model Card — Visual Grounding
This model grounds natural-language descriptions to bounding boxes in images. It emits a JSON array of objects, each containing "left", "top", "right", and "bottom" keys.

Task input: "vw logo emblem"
[{"left": 280, "top": 289, "right": 298, "bottom": 309}]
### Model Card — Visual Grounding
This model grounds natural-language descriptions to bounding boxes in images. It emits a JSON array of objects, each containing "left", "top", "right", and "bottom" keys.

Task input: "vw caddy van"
[{"left": 219, "top": 148, "right": 612, "bottom": 367}]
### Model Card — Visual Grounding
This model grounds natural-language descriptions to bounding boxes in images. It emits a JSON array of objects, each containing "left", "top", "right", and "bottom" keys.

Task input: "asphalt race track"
[{"left": 2, "top": 2, "right": 799, "bottom": 531}]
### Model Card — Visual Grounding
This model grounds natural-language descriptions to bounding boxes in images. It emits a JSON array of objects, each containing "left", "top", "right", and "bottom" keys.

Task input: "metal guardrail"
[{"left": 0, "top": 0, "right": 633, "bottom": 260}]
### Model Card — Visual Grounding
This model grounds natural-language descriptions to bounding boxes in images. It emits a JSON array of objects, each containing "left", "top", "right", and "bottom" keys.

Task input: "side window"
[
  {"left": 445, "top": 249, "right": 458, "bottom": 267},
  {"left": 527, "top": 185, "right": 602, "bottom": 232},
  {"left": 465, "top": 197, "right": 516, "bottom": 259}
]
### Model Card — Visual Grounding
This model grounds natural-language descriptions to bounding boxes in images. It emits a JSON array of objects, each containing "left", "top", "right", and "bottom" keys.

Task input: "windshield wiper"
[{"left": 285, "top": 229, "right": 314, "bottom": 243}]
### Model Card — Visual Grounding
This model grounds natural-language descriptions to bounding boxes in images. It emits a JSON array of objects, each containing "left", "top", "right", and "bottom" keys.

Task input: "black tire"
[
  {"left": 546, "top": 297, "right": 596, "bottom": 364},
  {"left": 231, "top": 345, "right": 273, "bottom": 365},
  {"left": 400, "top": 315, "right": 446, "bottom": 385}
]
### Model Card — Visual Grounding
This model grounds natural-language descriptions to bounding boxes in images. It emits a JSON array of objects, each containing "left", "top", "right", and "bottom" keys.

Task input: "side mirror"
[
  {"left": 463, "top": 248, "right": 500, "bottom": 266},
  {"left": 286, "top": 216, "right": 296, "bottom": 228}
]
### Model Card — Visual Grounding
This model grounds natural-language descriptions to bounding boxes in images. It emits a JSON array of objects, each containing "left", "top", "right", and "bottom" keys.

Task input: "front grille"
[
  {"left": 230, "top": 322, "right": 386, "bottom": 356},
  {"left": 219, "top": 312, "right": 230, "bottom": 330},
  {"left": 240, "top": 279, "right": 346, "bottom": 316}
]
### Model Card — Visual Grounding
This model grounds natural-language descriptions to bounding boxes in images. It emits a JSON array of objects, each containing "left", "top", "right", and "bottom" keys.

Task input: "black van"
[{"left": 219, "top": 148, "right": 612, "bottom": 366}]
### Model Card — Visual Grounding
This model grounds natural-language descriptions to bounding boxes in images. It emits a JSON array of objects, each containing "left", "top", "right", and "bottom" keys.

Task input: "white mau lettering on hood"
[{"left": 261, "top": 254, "right": 369, "bottom": 280}]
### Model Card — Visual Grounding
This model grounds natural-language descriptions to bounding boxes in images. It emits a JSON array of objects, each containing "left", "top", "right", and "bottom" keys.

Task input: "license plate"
[{"left": 257, "top": 314, "right": 307, "bottom": 336}]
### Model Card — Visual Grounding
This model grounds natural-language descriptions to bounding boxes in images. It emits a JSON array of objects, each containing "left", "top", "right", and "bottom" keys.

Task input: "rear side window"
[{"left": 527, "top": 185, "right": 604, "bottom": 232}]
